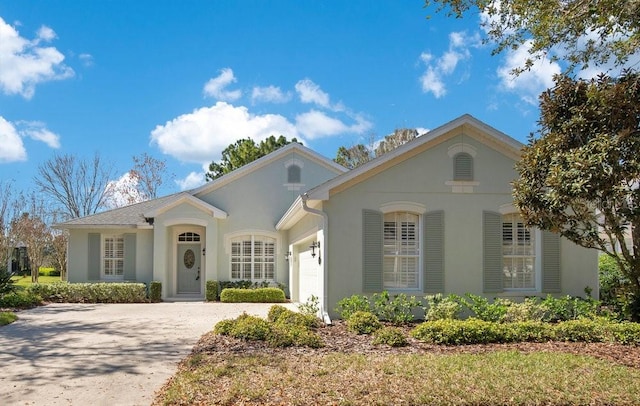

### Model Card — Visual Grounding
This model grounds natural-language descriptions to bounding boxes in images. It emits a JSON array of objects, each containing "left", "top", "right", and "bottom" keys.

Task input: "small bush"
[
  {"left": 503, "top": 321, "right": 555, "bottom": 343},
  {"left": 213, "top": 319, "right": 236, "bottom": 335},
  {"left": 0, "top": 270, "right": 16, "bottom": 295},
  {"left": 206, "top": 280, "right": 219, "bottom": 301},
  {"left": 502, "top": 297, "right": 545, "bottom": 323},
  {"left": 346, "top": 311, "right": 382, "bottom": 335},
  {"left": 372, "top": 326, "right": 408, "bottom": 347},
  {"left": 27, "top": 282, "right": 148, "bottom": 303},
  {"left": 540, "top": 294, "right": 600, "bottom": 322},
  {"left": 336, "top": 294, "right": 371, "bottom": 320},
  {"left": 424, "top": 293, "right": 463, "bottom": 321},
  {"left": 609, "top": 321, "right": 640, "bottom": 345},
  {"left": 267, "top": 304, "right": 291, "bottom": 322},
  {"left": 224, "top": 313, "right": 272, "bottom": 341},
  {"left": 297, "top": 294, "right": 320, "bottom": 316},
  {"left": 554, "top": 318, "right": 606, "bottom": 342},
  {"left": 0, "top": 290, "right": 42, "bottom": 309},
  {"left": 148, "top": 281, "right": 162, "bottom": 303},
  {"left": 410, "top": 318, "right": 501, "bottom": 345},
  {"left": 372, "top": 291, "right": 421, "bottom": 325},
  {"left": 220, "top": 287, "right": 286, "bottom": 303},
  {"left": 0, "top": 311, "right": 17, "bottom": 326},
  {"left": 462, "top": 294, "right": 510, "bottom": 322},
  {"left": 267, "top": 324, "right": 323, "bottom": 348},
  {"left": 38, "top": 269, "right": 61, "bottom": 277}
]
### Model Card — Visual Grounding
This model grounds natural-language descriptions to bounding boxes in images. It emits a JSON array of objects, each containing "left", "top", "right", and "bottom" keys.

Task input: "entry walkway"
[{"left": 0, "top": 302, "right": 288, "bottom": 405}]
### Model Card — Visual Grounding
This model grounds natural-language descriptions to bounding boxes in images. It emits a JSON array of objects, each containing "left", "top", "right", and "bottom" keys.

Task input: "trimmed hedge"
[
  {"left": 27, "top": 282, "right": 148, "bottom": 303},
  {"left": 220, "top": 287, "right": 286, "bottom": 303},
  {"left": 206, "top": 280, "right": 219, "bottom": 301},
  {"left": 148, "top": 281, "right": 162, "bottom": 303},
  {"left": 0, "top": 290, "right": 42, "bottom": 309}
]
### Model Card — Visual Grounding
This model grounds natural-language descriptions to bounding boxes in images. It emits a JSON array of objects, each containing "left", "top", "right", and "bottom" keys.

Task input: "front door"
[{"left": 177, "top": 243, "right": 201, "bottom": 294}]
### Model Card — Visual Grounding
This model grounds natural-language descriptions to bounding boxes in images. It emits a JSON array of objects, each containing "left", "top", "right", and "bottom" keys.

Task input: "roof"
[
  {"left": 276, "top": 114, "right": 524, "bottom": 230},
  {"left": 190, "top": 142, "right": 347, "bottom": 198},
  {"left": 55, "top": 192, "right": 226, "bottom": 229}
]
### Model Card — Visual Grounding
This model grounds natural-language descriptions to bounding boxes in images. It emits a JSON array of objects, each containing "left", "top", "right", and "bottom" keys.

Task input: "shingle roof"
[{"left": 55, "top": 192, "right": 190, "bottom": 228}]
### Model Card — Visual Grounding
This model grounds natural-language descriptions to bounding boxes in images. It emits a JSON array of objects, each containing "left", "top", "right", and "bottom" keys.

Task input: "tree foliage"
[
  {"left": 130, "top": 153, "right": 170, "bottom": 200},
  {"left": 425, "top": 0, "right": 640, "bottom": 73},
  {"left": 512, "top": 72, "right": 640, "bottom": 318},
  {"left": 35, "top": 153, "right": 113, "bottom": 219},
  {"left": 205, "top": 135, "right": 298, "bottom": 181},
  {"left": 334, "top": 128, "right": 418, "bottom": 169}
]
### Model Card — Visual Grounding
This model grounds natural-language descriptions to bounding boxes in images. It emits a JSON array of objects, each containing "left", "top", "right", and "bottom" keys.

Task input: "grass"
[
  {"left": 11, "top": 275, "right": 62, "bottom": 287},
  {"left": 155, "top": 350, "right": 640, "bottom": 405},
  {"left": 0, "top": 311, "right": 17, "bottom": 326}
]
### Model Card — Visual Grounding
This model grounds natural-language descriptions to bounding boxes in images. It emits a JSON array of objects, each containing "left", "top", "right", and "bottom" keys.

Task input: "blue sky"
[{"left": 0, "top": 1, "right": 571, "bottom": 200}]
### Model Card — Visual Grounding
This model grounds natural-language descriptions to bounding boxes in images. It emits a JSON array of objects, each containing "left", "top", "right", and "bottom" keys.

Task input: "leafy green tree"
[
  {"left": 512, "top": 72, "right": 640, "bottom": 319},
  {"left": 334, "top": 144, "right": 373, "bottom": 170},
  {"left": 425, "top": 0, "right": 640, "bottom": 73},
  {"left": 205, "top": 135, "right": 298, "bottom": 181},
  {"left": 334, "top": 128, "right": 418, "bottom": 169}
]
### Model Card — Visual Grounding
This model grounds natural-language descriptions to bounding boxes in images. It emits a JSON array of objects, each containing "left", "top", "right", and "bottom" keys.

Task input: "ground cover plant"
[
  {"left": 0, "top": 311, "right": 17, "bottom": 326},
  {"left": 154, "top": 299, "right": 640, "bottom": 405}
]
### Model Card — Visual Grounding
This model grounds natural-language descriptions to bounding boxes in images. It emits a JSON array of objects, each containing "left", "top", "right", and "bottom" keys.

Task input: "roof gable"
[
  {"left": 305, "top": 114, "right": 523, "bottom": 200},
  {"left": 190, "top": 142, "right": 347, "bottom": 197}
]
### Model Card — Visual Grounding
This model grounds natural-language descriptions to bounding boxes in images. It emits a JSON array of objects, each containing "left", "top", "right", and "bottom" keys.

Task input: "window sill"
[{"left": 445, "top": 180, "right": 479, "bottom": 193}]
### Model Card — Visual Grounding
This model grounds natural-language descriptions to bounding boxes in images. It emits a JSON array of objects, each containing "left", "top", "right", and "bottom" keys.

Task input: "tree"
[
  {"left": 512, "top": 72, "right": 640, "bottom": 319},
  {"left": 0, "top": 181, "right": 19, "bottom": 275},
  {"left": 205, "top": 135, "right": 298, "bottom": 181},
  {"left": 334, "top": 128, "right": 418, "bottom": 169},
  {"left": 130, "top": 153, "right": 171, "bottom": 200},
  {"left": 425, "top": 0, "right": 640, "bottom": 73},
  {"left": 35, "top": 153, "right": 114, "bottom": 219}
]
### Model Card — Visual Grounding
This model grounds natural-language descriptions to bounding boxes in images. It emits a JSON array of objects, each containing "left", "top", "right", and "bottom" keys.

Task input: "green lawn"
[
  {"left": 11, "top": 275, "right": 62, "bottom": 287},
  {"left": 155, "top": 351, "right": 640, "bottom": 405},
  {"left": 0, "top": 311, "right": 17, "bottom": 326}
]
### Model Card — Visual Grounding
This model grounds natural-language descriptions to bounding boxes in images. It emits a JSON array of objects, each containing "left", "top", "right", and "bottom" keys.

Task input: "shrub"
[
  {"left": 267, "top": 324, "right": 323, "bottom": 348},
  {"left": 336, "top": 294, "right": 370, "bottom": 320},
  {"left": 461, "top": 294, "right": 510, "bottom": 322},
  {"left": 410, "top": 318, "right": 501, "bottom": 345},
  {"left": 267, "top": 304, "right": 290, "bottom": 322},
  {"left": 297, "top": 294, "right": 320, "bottom": 316},
  {"left": 206, "top": 280, "right": 219, "bottom": 301},
  {"left": 372, "top": 326, "right": 408, "bottom": 347},
  {"left": 502, "top": 297, "right": 545, "bottom": 323},
  {"left": 38, "top": 268, "right": 61, "bottom": 277},
  {"left": 0, "top": 311, "right": 17, "bottom": 326},
  {"left": 0, "top": 290, "right": 42, "bottom": 309},
  {"left": 609, "top": 321, "right": 640, "bottom": 345},
  {"left": 540, "top": 294, "right": 600, "bottom": 322},
  {"left": 223, "top": 313, "right": 272, "bottom": 341},
  {"left": 220, "top": 287, "right": 286, "bottom": 303},
  {"left": 0, "top": 270, "right": 16, "bottom": 295},
  {"left": 599, "top": 254, "right": 630, "bottom": 317},
  {"left": 27, "top": 282, "right": 148, "bottom": 303},
  {"left": 213, "top": 319, "right": 236, "bottom": 335},
  {"left": 371, "top": 291, "right": 421, "bottom": 324},
  {"left": 148, "top": 281, "right": 162, "bottom": 302},
  {"left": 346, "top": 311, "right": 382, "bottom": 335},
  {"left": 268, "top": 305, "right": 318, "bottom": 328},
  {"left": 503, "top": 321, "right": 555, "bottom": 343},
  {"left": 554, "top": 318, "right": 607, "bottom": 342},
  {"left": 424, "top": 293, "right": 463, "bottom": 321}
]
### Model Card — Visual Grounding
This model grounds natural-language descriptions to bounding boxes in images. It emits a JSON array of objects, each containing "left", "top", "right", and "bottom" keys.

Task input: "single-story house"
[{"left": 57, "top": 114, "right": 598, "bottom": 318}]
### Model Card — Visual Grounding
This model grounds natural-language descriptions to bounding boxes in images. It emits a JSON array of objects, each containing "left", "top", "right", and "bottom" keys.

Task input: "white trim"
[
  {"left": 284, "top": 158, "right": 304, "bottom": 168},
  {"left": 380, "top": 201, "right": 426, "bottom": 214},
  {"left": 163, "top": 217, "right": 209, "bottom": 227},
  {"left": 499, "top": 203, "right": 518, "bottom": 215},
  {"left": 445, "top": 180, "right": 480, "bottom": 194},
  {"left": 144, "top": 193, "right": 227, "bottom": 219},
  {"left": 447, "top": 143, "right": 477, "bottom": 157},
  {"left": 101, "top": 234, "right": 124, "bottom": 280},
  {"left": 172, "top": 225, "right": 205, "bottom": 297}
]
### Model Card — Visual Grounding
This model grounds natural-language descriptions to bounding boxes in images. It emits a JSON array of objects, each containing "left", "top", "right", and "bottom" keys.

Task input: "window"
[
  {"left": 178, "top": 232, "right": 200, "bottom": 242},
  {"left": 287, "top": 164, "right": 301, "bottom": 184},
  {"left": 502, "top": 214, "right": 535, "bottom": 289},
  {"left": 230, "top": 235, "right": 276, "bottom": 281},
  {"left": 103, "top": 235, "right": 124, "bottom": 278},
  {"left": 453, "top": 152, "right": 473, "bottom": 181},
  {"left": 383, "top": 212, "right": 420, "bottom": 289}
]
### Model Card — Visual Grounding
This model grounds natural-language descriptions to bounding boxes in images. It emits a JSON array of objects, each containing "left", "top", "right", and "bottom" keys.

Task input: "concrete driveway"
[{"left": 0, "top": 302, "right": 289, "bottom": 405}]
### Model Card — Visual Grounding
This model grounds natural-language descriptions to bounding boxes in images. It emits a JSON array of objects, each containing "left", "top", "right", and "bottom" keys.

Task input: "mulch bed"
[{"left": 193, "top": 320, "right": 640, "bottom": 369}]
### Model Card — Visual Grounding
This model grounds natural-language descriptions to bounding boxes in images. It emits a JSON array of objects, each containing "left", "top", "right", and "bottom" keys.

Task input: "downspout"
[{"left": 301, "top": 193, "right": 332, "bottom": 325}]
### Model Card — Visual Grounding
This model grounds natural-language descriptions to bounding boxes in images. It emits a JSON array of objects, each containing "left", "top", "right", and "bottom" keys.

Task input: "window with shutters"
[
  {"left": 383, "top": 212, "right": 420, "bottom": 289},
  {"left": 502, "top": 214, "right": 535, "bottom": 289},
  {"left": 230, "top": 235, "right": 276, "bottom": 281},
  {"left": 453, "top": 152, "right": 473, "bottom": 181},
  {"left": 103, "top": 235, "right": 124, "bottom": 279}
]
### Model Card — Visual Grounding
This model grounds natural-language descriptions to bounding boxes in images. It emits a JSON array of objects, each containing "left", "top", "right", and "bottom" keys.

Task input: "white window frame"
[
  {"left": 501, "top": 213, "right": 541, "bottom": 290},
  {"left": 230, "top": 234, "right": 276, "bottom": 282},
  {"left": 382, "top": 211, "right": 421, "bottom": 290},
  {"left": 102, "top": 234, "right": 124, "bottom": 280}
]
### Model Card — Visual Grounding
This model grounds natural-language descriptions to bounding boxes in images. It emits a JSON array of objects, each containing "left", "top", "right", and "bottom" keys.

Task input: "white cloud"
[
  {"left": 251, "top": 85, "right": 291, "bottom": 104},
  {"left": 150, "top": 101, "right": 299, "bottom": 163},
  {"left": 0, "top": 116, "right": 27, "bottom": 163},
  {"left": 176, "top": 171, "right": 207, "bottom": 191},
  {"left": 295, "top": 110, "right": 371, "bottom": 140},
  {"left": 79, "top": 53, "right": 94, "bottom": 67},
  {"left": 0, "top": 17, "right": 74, "bottom": 99},
  {"left": 203, "top": 68, "right": 242, "bottom": 101},
  {"left": 497, "top": 41, "right": 561, "bottom": 105},
  {"left": 18, "top": 120, "right": 61, "bottom": 148},
  {"left": 419, "top": 31, "right": 479, "bottom": 98},
  {"left": 295, "top": 78, "right": 331, "bottom": 108}
]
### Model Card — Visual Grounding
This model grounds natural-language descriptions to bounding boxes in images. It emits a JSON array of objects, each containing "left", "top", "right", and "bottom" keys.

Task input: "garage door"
[{"left": 298, "top": 248, "right": 320, "bottom": 304}]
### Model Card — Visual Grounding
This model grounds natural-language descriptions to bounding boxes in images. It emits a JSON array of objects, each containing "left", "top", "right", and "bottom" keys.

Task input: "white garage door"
[{"left": 298, "top": 248, "right": 320, "bottom": 304}]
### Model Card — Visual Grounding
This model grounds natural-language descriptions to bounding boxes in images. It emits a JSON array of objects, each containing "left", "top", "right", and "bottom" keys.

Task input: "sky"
[{"left": 0, "top": 0, "right": 612, "bottom": 201}]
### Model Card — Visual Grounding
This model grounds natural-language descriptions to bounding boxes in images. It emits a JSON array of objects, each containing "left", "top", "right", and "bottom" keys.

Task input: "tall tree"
[
  {"left": 205, "top": 135, "right": 298, "bottom": 181},
  {"left": 35, "top": 153, "right": 114, "bottom": 219},
  {"left": 130, "top": 153, "right": 171, "bottom": 200},
  {"left": 334, "top": 128, "right": 419, "bottom": 169},
  {"left": 425, "top": 0, "right": 640, "bottom": 73},
  {"left": 0, "top": 181, "right": 19, "bottom": 274},
  {"left": 513, "top": 72, "right": 640, "bottom": 319}
]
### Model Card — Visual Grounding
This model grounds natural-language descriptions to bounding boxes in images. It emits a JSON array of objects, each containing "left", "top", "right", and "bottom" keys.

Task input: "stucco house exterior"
[{"left": 57, "top": 114, "right": 598, "bottom": 318}]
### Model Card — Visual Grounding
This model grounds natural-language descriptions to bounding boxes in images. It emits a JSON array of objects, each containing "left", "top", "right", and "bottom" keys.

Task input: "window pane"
[
  {"left": 383, "top": 212, "right": 419, "bottom": 290},
  {"left": 502, "top": 214, "right": 535, "bottom": 289}
]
